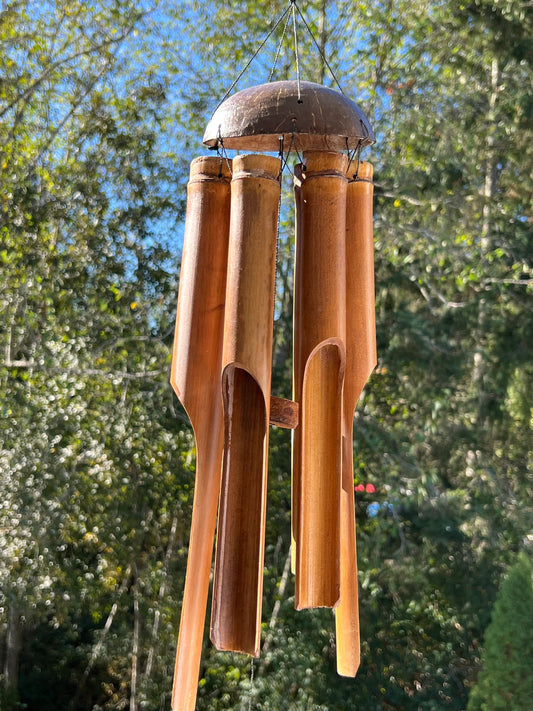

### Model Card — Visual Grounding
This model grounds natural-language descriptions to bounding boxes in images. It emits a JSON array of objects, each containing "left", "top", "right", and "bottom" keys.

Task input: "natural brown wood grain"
[
  {"left": 170, "top": 157, "right": 231, "bottom": 711},
  {"left": 210, "top": 154, "right": 281, "bottom": 656},
  {"left": 335, "top": 161, "right": 376, "bottom": 676},
  {"left": 293, "top": 151, "right": 349, "bottom": 610},
  {"left": 298, "top": 339, "right": 345, "bottom": 608},
  {"left": 269, "top": 396, "right": 299, "bottom": 429},
  {"left": 291, "top": 167, "right": 304, "bottom": 575}
]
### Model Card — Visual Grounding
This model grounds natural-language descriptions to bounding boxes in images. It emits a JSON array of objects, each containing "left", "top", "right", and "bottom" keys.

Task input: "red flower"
[
  {"left": 365, "top": 483, "right": 376, "bottom": 493},
  {"left": 354, "top": 484, "right": 365, "bottom": 492}
]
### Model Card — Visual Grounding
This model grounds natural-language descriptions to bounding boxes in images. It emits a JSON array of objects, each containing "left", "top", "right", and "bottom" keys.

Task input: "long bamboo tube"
[
  {"left": 293, "top": 151, "right": 349, "bottom": 610},
  {"left": 291, "top": 168, "right": 304, "bottom": 576},
  {"left": 210, "top": 154, "right": 281, "bottom": 656},
  {"left": 335, "top": 161, "right": 375, "bottom": 676},
  {"left": 170, "top": 157, "right": 232, "bottom": 711}
]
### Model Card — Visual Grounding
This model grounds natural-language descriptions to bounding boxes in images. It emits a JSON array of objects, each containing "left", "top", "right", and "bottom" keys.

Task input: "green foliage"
[
  {"left": 1, "top": 0, "right": 531, "bottom": 709},
  {"left": 467, "top": 554, "right": 533, "bottom": 711}
]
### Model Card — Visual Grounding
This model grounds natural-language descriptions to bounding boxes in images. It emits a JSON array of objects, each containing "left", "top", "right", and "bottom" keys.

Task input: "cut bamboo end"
[
  {"left": 171, "top": 455, "right": 221, "bottom": 709},
  {"left": 222, "top": 153, "right": 281, "bottom": 393},
  {"left": 170, "top": 156, "right": 231, "bottom": 711},
  {"left": 334, "top": 431, "right": 361, "bottom": 677},
  {"left": 210, "top": 366, "right": 268, "bottom": 656},
  {"left": 296, "top": 340, "right": 345, "bottom": 610},
  {"left": 188, "top": 154, "right": 233, "bottom": 182},
  {"left": 302, "top": 149, "right": 350, "bottom": 177},
  {"left": 347, "top": 158, "right": 373, "bottom": 183},
  {"left": 171, "top": 155, "right": 232, "bottom": 413}
]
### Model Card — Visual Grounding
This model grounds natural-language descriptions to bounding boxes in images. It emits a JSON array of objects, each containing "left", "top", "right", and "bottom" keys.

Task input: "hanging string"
[
  {"left": 269, "top": 8, "right": 293, "bottom": 83},
  {"left": 212, "top": 0, "right": 346, "bottom": 117},
  {"left": 277, "top": 136, "right": 286, "bottom": 178},
  {"left": 291, "top": 129, "right": 306, "bottom": 170},
  {"left": 352, "top": 139, "right": 362, "bottom": 181},
  {"left": 274, "top": 141, "right": 285, "bottom": 298},
  {"left": 278, "top": 142, "right": 294, "bottom": 179},
  {"left": 212, "top": 4, "right": 293, "bottom": 115},
  {"left": 274, "top": 130, "right": 307, "bottom": 181},
  {"left": 216, "top": 131, "right": 233, "bottom": 177},
  {"left": 292, "top": 1, "right": 345, "bottom": 95},
  {"left": 347, "top": 138, "right": 362, "bottom": 179},
  {"left": 291, "top": 1, "right": 302, "bottom": 102},
  {"left": 348, "top": 138, "right": 373, "bottom": 183}
]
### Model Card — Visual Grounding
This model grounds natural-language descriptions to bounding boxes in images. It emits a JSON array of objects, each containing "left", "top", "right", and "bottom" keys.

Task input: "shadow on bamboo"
[
  {"left": 335, "top": 160, "right": 375, "bottom": 677},
  {"left": 210, "top": 154, "right": 281, "bottom": 656}
]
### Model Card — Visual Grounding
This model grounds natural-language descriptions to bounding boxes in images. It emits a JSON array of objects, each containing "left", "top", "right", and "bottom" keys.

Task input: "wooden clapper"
[{"left": 170, "top": 80, "right": 376, "bottom": 711}]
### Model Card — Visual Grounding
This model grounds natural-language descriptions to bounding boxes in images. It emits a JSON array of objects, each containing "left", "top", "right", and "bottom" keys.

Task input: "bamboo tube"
[
  {"left": 291, "top": 168, "right": 304, "bottom": 575},
  {"left": 335, "top": 161, "right": 375, "bottom": 676},
  {"left": 170, "top": 157, "right": 232, "bottom": 711},
  {"left": 210, "top": 154, "right": 281, "bottom": 656},
  {"left": 293, "top": 151, "right": 349, "bottom": 610}
]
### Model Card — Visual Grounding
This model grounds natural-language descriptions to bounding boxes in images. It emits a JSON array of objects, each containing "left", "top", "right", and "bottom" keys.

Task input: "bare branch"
[
  {"left": 483, "top": 278, "right": 533, "bottom": 286},
  {"left": 69, "top": 565, "right": 132, "bottom": 711},
  {"left": 144, "top": 515, "right": 179, "bottom": 680},
  {"left": 0, "top": 19, "right": 141, "bottom": 120},
  {"left": 260, "top": 544, "right": 292, "bottom": 666}
]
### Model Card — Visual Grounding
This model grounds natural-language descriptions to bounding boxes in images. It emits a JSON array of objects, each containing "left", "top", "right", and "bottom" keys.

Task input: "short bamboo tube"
[
  {"left": 210, "top": 154, "right": 281, "bottom": 655},
  {"left": 335, "top": 161, "right": 376, "bottom": 676},
  {"left": 293, "top": 150, "right": 348, "bottom": 610},
  {"left": 170, "top": 157, "right": 231, "bottom": 711}
]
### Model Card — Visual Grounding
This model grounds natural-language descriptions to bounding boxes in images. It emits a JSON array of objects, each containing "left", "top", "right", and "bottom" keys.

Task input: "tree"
[
  {"left": 1, "top": 2, "right": 189, "bottom": 707},
  {"left": 1, "top": 0, "right": 531, "bottom": 708},
  {"left": 467, "top": 553, "right": 533, "bottom": 711}
]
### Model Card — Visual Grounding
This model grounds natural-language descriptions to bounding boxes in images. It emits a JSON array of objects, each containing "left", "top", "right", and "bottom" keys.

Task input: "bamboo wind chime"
[{"left": 170, "top": 77, "right": 376, "bottom": 710}]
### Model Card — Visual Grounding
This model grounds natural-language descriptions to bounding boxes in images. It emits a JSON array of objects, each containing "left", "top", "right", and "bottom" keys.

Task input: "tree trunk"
[
  {"left": 473, "top": 57, "right": 500, "bottom": 426},
  {"left": 3, "top": 603, "right": 22, "bottom": 700},
  {"left": 144, "top": 515, "right": 178, "bottom": 681},
  {"left": 467, "top": 58, "right": 499, "bottom": 490},
  {"left": 130, "top": 569, "right": 140, "bottom": 711},
  {"left": 69, "top": 565, "right": 132, "bottom": 710},
  {"left": 260, "top": 547, "right": 292, "bottom": 667},
  {"left": 317, "top": 0, "right": 327, "bottom": 84}
]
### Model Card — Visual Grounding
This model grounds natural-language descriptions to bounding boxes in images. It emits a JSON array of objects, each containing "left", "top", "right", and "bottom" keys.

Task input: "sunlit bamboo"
[
  {"left": 293, "top": 151, "right": 348, "bottom": 609},
  {"left": 210, "top": 154, "right": 281, "bottom": 655},
  {"left": 170, "top": 157, "right": 232, "bottom": 711},
  {"left": 335, "top": 160, "right": 375, "bottom": 676}
]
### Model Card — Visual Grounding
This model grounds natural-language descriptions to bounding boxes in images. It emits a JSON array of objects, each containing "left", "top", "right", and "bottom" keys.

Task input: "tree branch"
[
  {"left": 2, "top": 359, "right": 166, "bottom": 381},
  {"left": 0, "top": 25, "right": 139, "bottom": 120},
  {"left": 260, "top": 545, "right": 292, "bottom": 666},
  {"left": 144, "top": 514, "right": 179, "bottom": 681},
  {"left": 69, "top": 565, "right": 132, "bottom": 711}
]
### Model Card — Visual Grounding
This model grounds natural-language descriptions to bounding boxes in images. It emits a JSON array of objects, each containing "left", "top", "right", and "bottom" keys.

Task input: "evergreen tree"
[{"left": 467, "top": 553, "right": 533, "bottom": 711}]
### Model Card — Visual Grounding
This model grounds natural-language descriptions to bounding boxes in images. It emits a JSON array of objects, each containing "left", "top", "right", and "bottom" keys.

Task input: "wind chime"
[{"left": 169, "top": 6, "right": 376, "bottom": 710}]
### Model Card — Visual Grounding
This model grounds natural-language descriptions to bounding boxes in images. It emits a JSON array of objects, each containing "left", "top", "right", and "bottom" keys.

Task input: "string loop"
[{"left": 215, "top": 131, "right": 233, "bottom": 177}]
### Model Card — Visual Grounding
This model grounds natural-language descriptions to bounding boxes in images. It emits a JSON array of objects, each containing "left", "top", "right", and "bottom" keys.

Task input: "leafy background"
[{"left": 1, "top": 0, "right": 532, "bottom": 709}]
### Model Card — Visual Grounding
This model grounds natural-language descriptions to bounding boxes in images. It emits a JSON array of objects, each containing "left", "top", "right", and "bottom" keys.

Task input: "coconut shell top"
[{"left": 203, "top": 80, "right": 375, "bottom": 152}]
